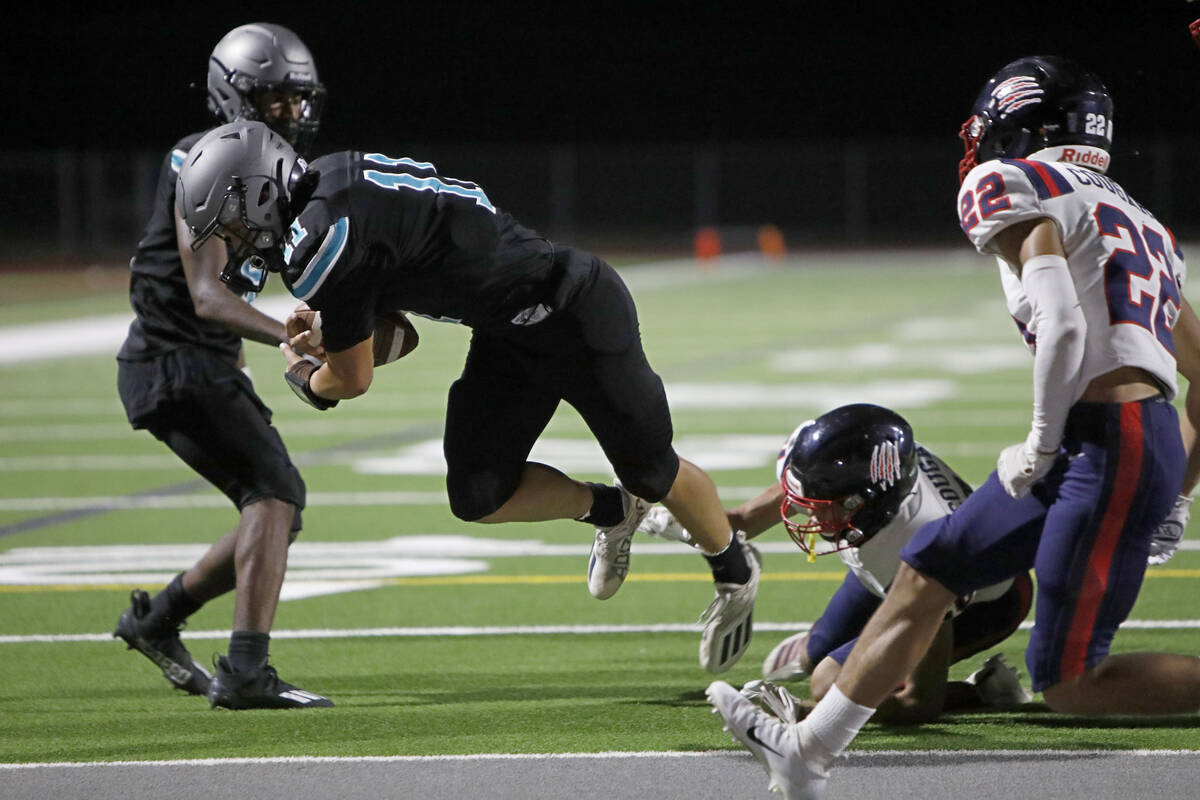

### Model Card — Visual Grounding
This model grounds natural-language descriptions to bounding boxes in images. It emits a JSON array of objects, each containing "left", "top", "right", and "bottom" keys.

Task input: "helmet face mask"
[
  {"left": 206, "top": 23, "right": 325, "bottom": 154},
  {"left": 958, "top": 55, "right": 1113, "bottom": 183},
  {"left": 176, "top": 122, "right": 303, "bottom": 294},
  {"left": 779, "top": 491, "right": 867, "bottom": 554},
  {"left": 199, "top": 178, "right": 289, "bottom": 293},
  {"left": 778, "top": 404, "right": 919, "bottom": 557}
]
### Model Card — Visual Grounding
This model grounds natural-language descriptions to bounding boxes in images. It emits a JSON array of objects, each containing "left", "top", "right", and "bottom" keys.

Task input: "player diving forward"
[
  {"left": 113, "top": 24, "right": 332, "bottom": 709},
  {"left": 172, "top": 119, "right": 761, "bottom": 674},
  {"left": 643, "top": 403, "right": 1034, "bottom": 724},
  {"left": 706, "top": 56, "right": 1200, "bottom": 800}
]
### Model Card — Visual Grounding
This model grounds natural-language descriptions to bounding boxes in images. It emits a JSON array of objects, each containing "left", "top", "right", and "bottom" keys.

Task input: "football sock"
[
  {"left": 703, "top": 533, "right": 752, "bottom": 584},
  {"left": 575, "top": 483, "right": 627, "bottom": 528},
  {"left": 147, "top": 573, "right": 203, "bottom": 631},
  {"left": 227, "top": 631, "right": 271, "bottom": 673},
  {"left": 803, "top": 683, "right": 876, "bottom": 758}
]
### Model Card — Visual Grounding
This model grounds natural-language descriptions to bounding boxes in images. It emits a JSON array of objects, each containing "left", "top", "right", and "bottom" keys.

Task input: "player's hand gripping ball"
[
  {"left": 373, "top": 311, "right": 419, "bottom": 366},
  {"left": 285, "top": 302, "right": 326, "bottom": 359}
]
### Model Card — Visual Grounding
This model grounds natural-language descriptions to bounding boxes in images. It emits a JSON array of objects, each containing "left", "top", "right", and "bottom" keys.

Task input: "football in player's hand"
[
  {"left": 373, "top": 311, "right": 419, "bottom": 366},
  {"left": 285, "top": 302, "right": 325, "bottom": 357}
]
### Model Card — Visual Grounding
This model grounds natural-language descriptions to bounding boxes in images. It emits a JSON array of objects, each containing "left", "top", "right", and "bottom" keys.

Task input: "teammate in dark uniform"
[
  {"left": 113, "top": 24, "right": 332, "bottom": 709},
  {"left": 174, "top": 120, "right": 762, "bottom": 674}
]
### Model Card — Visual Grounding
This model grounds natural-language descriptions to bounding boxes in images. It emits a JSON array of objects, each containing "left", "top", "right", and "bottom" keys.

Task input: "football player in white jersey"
[
  {"left": 706, "top": 56, "right": 1200, "bottom": 800},
  {"left": 642, "top": 404, "right": 1034, "bottom": 724}
]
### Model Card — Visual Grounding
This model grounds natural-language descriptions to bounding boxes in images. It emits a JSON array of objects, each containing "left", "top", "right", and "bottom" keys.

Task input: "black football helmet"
[
  {"left": 958, "top": 55, "right": 1112, "bottom": 182},
  {"left": 780, "top": 404, "right": 918, "bottom": 555},
  {"left": 207, "top": 23, "right": 326, "bottom": 155}
]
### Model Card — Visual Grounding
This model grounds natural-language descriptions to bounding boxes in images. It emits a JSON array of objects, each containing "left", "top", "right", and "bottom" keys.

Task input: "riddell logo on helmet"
[{"left": 1061, "top": 148, "right": 1109, "bottom": 170}]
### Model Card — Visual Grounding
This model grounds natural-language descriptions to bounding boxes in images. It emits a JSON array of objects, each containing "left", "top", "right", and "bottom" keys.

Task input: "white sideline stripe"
[
  {"left": 6, "top": 618, "right": 1200, "bottom": 645},
  {"left": 0, "top": 260, "right": 759, "bottom": 367},
  {"left": 3, "top": 749, "right": 1198, "bottom": 769},
  {"left": 0, "top": 486, "right": 778, "bottom": 510},
  {"left": 0, "top": 491, "right": 450, "bottom": 511},
  {"left": 3, "top": 622, "right": 810, "bottom": 644}
]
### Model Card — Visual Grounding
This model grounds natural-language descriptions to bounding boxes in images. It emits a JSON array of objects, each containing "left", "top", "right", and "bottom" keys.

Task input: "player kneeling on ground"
[{"left": 642, "top": 403, "right": 1034, "bottom": 724}]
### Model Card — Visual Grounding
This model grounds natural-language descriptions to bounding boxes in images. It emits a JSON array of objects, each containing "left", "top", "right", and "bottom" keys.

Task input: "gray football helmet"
[
  {"left": 207, "top": 23, "right": 326, "bottom": 154},
  {"left": 175, "top": 121, "right": 304, "bottom": 292}
]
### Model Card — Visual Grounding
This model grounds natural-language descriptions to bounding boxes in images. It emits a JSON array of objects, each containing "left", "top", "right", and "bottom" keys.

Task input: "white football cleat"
[
  {"left": 740, "top": 679, "right": 806, "bottom": 724},
  {"left": 699, "top": 537, "right": 761, "bottom": 673},
  {"left": 707, "top": 680, "right": 832, "bottom": 800},
  {"left": 965, "top": 653, "right": 1033, "bottom": 707},
  {"left": 586, "top": 485, "right": 651, "bottom": 600},
  {"left": 637, "top": 505, "right": 695, "bottom": 546},
  {"left": 762, "top": 631, "right": 809, "bottom": 682}
]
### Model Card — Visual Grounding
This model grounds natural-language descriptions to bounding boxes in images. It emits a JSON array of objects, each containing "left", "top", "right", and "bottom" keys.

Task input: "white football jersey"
[
  {"left": 957, "top": 156, "right": 1186, "bottom": 400},
  {"left": 776, "top": 427, "right": 1013, "bottom": 604}
]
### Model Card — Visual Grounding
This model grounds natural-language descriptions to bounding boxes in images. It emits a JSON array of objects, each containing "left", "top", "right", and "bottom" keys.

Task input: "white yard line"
[{"left": 7, "top": 618, "right": 1200, "bottom": 645}]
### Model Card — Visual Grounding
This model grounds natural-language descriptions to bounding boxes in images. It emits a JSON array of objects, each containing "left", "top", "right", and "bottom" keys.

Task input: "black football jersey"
[
  {"left": 281, "top": 151, "right": 566, "bottom": 353},
  {"left": 118, "top": 132, "right": 244, "bottom": 363}
]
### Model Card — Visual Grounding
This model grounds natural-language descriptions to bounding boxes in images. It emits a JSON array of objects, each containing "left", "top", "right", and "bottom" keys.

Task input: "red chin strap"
[{"left": 958, "top": 117, "right": 979, "bottom": 184}]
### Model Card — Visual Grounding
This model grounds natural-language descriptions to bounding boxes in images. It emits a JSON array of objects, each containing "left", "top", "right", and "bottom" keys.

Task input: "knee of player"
[
  {"left": 1040, "top": 668, "right": 1117, "bottom": 715},
  {"left": 1040, "top": 679, "right": 1088, "bottom": 714},
  {"left": 614, "top": 462, "right": 676, "bottom": 504},
  {"left": 446, "top": 481, "right": 505, "bottom": 523}
]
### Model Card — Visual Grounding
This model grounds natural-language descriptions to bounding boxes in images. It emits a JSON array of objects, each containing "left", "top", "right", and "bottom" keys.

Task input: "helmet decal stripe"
[
  {"left": 289, "top": 216, "right": 349, "bottom": 301},
  {"left": 869, "top": 441, "right": 902, "bottom": 490},
  {"left": 992, "top": 77, "right": 1044, "bottom": 117},
  {"left": 1001, "top": 158, "right": 1073, "bottom": 200},
  {"left": 170, "top": 149, "right": 188, "bottom": 174}
]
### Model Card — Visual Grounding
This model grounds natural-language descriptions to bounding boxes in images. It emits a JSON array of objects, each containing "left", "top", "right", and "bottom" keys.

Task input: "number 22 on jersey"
[{"left": 959, "top": 170, "right": 1182, "bottom": 355}]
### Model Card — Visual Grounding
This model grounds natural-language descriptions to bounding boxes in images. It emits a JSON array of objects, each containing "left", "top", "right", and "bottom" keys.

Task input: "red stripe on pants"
[{"left": 1059, "top": 403, "right": 1143, "bottom": 681}]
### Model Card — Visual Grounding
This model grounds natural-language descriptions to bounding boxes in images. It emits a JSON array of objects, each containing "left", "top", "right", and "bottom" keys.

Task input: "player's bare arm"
[
  {"left": 280, "top": 336, "right": 374, "bottom": 404},
  {"left": 175, "top": 211, "right": 288, "bottom": 346},
  {"left": 727, "top": 483, "right": 786, "bottom": 538}
]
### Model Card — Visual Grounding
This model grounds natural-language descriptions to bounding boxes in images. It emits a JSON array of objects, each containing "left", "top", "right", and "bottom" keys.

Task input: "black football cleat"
[
  {"left": 114, "top": 589, "right": 212, "bottom": 696},
  {"left": 207, "top": 655, "right": 333, "bottom": 710}
]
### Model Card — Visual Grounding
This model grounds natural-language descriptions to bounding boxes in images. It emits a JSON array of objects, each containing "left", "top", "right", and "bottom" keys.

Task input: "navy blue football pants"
[{"left": 901, "top": 396, "right": 1184, "bottom": 691}]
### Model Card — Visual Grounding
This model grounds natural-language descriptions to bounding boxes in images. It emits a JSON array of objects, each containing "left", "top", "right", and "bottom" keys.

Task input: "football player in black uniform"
[
  {"left": 174, "top": 120, "right": 762, "bottom": 674},
  {"left": 113, "top": 24, "right": 331, "bottom": 709}
]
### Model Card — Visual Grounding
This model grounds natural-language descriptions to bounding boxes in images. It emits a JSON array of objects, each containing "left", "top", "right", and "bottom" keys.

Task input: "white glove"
[
  {"left": 1148, "top": 494, "right": 1193, "bottom": 566},
  {"left": 997, "top": 432, "right": 1058, "bottom": 498},
  {"left": 637, "top": 506, "right": 695, "bottom": 546}
]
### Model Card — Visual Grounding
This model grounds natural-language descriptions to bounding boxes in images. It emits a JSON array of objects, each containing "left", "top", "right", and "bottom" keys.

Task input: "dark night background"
[
  {"left": 20, "top": 2, "right": 1200, "bottom": 150},
  {"left": 7, "top": 1, "right": 1200, "bottom": 259}
]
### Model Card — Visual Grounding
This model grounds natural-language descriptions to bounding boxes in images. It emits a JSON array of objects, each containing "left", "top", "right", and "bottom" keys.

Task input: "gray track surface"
[{"left": 4, "top": 751, "right": 1198, "bottom": 800}]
